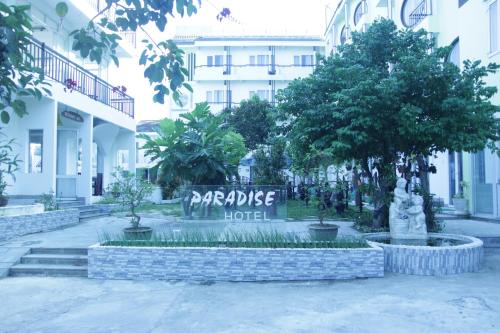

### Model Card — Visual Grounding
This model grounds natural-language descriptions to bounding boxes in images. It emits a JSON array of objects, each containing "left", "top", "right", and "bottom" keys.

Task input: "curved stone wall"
[{"left": 366, "top": 233, "right": 483, "bottom": 276}]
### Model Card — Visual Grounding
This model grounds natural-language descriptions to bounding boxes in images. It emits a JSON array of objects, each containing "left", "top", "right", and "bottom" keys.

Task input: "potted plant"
[
  {"left": 108, "top": 168, "right": 154, "bottom": 240},
  {"left": 452, "top": 181, "right": 469, "bottom": 216},
  {"left": 308, "top": 187, "right": 339, "bottom": 241},
  {"left": 0, "top": 137, "right": 20, "bottom": 207}
]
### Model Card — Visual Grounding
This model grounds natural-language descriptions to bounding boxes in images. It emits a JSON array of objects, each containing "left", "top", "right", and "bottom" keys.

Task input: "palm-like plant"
[{"left": 139, "top": 103, "right": 246, "bottom": 187}]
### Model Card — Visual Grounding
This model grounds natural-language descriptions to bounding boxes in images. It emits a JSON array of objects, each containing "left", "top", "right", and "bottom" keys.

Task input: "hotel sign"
[
  {"left": 62, "top": 110, "right": 83, "bottom": 123},
  {"left": 181, "top": 185, "right": 287, "bottom": 221}
]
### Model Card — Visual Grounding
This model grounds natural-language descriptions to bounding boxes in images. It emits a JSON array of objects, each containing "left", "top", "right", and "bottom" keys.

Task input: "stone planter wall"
[
  {"left": 0, "top": 209, "right": 79, "bottom": 242},
  {"left": 88, "top": 244, "right": 384, "bottom": 281},
  {"left": 93, "top": 204, "right": 121, "bottom": 213},
  {"left": 367, "top": 233, "right": 483, "bottom": 275}
]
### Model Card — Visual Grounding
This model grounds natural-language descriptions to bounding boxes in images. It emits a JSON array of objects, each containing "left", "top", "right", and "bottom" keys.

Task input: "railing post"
[
  {"left": 41, "top": 42, "right": 45, "bottom": 75},
  {"left": 93, "top": 75, "right": 98, "bottom": 100}
]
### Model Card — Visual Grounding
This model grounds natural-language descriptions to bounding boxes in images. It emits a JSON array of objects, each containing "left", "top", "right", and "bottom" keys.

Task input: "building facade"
[
  {"left": 168, "top": 35, "right": 324, "bottom": 117},
  {"left": 3, "top": 0, "right": 139, "bottom": 204},
  {"left": 325, "top": 0, "right": 500, "bottom": 219}
]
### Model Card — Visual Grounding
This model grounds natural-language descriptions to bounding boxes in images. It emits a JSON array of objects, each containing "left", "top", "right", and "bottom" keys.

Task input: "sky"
[{"left": 165, "top": 0, "right": 340, "bottom": 37}]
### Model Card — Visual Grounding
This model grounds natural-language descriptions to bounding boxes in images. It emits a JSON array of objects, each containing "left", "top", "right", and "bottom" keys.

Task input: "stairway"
[
  {"left": 57, "top": 198, "right": 110, "bottom": 221},
  {"left": 9, "top": 248, "right": 88, "bottom": 277}
]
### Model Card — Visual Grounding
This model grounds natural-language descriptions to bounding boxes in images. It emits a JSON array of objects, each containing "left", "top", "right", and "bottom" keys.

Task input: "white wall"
[{"left": 3, "top": 98, "right": 57, "bottom": 196}]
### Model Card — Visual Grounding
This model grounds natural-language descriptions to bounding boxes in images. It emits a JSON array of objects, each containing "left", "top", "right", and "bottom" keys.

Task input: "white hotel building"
[
  {"left": 325, "top": 0, "right": 500, "bottom": 219},
  {"left": 3, "top": 0, "right": 139, "bottom": 204},
  {"left": 167, "top": 34, "right": 324, "bottom": 116},
  {"left": 136, "top": 33, "right": 324, "bottom": 176}
]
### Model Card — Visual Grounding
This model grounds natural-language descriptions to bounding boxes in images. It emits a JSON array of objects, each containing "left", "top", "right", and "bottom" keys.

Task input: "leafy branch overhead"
[
  {"left": 0, "top": 3, "right": 51, "bottom": 124},
  {"left": 69, "top": 0, "right": 200, "bottom": 105}
]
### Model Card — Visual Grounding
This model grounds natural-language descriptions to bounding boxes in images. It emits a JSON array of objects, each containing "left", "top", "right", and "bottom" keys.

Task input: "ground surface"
[
  {"left": 0, "top": 249, "right": 498, "bottom": 333},
  {"left": 1, "top": 214, "right": 500, "bottom": 332}
]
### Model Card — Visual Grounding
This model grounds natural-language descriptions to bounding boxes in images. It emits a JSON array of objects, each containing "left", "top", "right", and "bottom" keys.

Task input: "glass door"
[
  {"left": 56, "top": 129, "right": 78, "bottom": 198},
  {"left": 473, "top": 150, "right": 494, "bottom": 215}
]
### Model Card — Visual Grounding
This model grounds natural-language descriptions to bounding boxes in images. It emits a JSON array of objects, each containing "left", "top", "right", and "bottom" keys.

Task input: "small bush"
[
  {"left": 37, "top": 191, "right": 57, "bottom": 211},
  {"left": 100, "top": 229, "right": 369, "bottom": 249}
]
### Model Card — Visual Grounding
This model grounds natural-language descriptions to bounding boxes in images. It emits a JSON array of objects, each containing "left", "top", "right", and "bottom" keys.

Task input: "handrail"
[
  {"left": 26, "top": 37, "right": 134, "bottom": 118},
  {"left": 408, "top": 0, "right": 431, "bottom": 28}
]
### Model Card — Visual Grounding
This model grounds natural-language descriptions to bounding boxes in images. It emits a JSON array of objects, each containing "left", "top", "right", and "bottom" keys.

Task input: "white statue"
[
  {"left": 407, "top": 195, "right": 427, "bottom": 236},
  {"left": 389, "top": 178, "right": 427, "bottom": 240}
]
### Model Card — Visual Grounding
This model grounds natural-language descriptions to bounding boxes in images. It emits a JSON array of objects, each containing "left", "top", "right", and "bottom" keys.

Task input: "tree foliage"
[
  {"left": 253, "top": 138, "right": 287, "bottom": 186},
  {"left": 222, "top": 96, "right": 274, "bottom": 150},
  {"left": 278, "top": 19, "right": 499, "bottom": 227},
  {"left": 0, "top": 3, "right": 50, "bottom": 124},
  {"left": 139, "top": 103, "right": 246, "bottom": 187},
  {"left": 69, "top": 0, "right": 203, "bottom": 105}
]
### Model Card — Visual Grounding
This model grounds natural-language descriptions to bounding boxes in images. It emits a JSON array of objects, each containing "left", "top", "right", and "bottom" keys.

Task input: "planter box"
[
  {"left": 452, "top": 197, "right": 469, "bottom": 216},
  {"left": 0, "top": 204, "right": 44, "bottom": 217},
  {"left": 88, "top": 244, "right": 384, "bottom": 281},
  {"left": 0, "top": 209, "right": 79, "bottom": 242}
]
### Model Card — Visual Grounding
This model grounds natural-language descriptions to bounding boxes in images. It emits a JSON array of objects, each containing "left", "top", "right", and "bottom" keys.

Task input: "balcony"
[
  {"left": 26, "top": 38, "right": 134, "bottom": 118},
  {"left": 194, "top": 64, "right": 315, "bottom": 81},
  {"left": 406, "top": 0, "right": 432, "bottom": 28}
]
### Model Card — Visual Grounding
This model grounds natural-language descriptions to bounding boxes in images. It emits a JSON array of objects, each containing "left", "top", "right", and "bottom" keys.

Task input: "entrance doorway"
[{"left": 56, "top": 129, "right": 79, "bottom": 198}]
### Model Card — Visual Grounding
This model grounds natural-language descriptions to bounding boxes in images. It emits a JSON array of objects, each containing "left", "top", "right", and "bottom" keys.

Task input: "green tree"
[
  {"left": 253, "top": 138, "right": 287, "bottom": 186},
  {"left": 278, "top": 19, "right": 499, "bottom": 228},
  {"left": 0, "top": 3, "right": 50, "bottom": 124},
  {"left": 139, "top": 103, "right": 246, "bottom": 187},
  {"left": 222, "top": 96, "right": 274, "bottom": 150}
]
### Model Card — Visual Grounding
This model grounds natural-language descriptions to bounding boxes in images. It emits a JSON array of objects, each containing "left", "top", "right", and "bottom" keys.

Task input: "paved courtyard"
[
  {"left": 1, "top": 215, "right": 500, "bottom": 332},
  {"left": 0, "top": 249, "right": 498, "bottom": 333}
]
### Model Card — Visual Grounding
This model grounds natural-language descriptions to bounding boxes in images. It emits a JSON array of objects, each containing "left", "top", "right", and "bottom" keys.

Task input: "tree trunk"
[{"left": 417, "top": 155, "right": 434, "bottom": 230}]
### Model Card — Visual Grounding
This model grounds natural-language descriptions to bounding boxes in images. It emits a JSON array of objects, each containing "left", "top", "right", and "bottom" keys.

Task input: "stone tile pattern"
[
  {"left": 88, "top": 245, "right": 384, "bottom": 281},
  {"left": 93, "top": 204, "right": 121, "bottom": 213},
  {"left": 0, "top": 209, "right": 79, "bottom": 242},
  {"left": 371, "top": 234, "right": 484, "bottom": 275}
]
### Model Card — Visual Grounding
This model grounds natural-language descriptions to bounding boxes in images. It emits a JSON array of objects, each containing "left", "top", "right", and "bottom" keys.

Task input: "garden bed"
[
  {"left": 0, "top": 208, "right": 79, "bottom": 242},
  {"left": 88, "top": 232, "right": 383, "bottom": 281}
]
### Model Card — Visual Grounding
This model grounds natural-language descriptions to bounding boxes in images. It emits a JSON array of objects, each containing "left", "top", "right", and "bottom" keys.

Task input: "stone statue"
[
  {"left": 407, "top": 195, "right": 427, "bottom": 236},
  {"left": 389, "top": 178, "right": 427, "bottom": 240}
]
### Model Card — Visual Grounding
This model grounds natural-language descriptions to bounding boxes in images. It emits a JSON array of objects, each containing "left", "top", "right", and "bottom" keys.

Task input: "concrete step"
[
  {"left": 79, "top": 211, "right": 110, "bottom": 220},
  {"left": 30, "top": 248, "right": 88, "bottom": 255},
  {"left": 9, "top": 264, "right": 88, "bottom": 277},
  {"left": 20, "top": 254, "right": 88, "bottom": 266}
]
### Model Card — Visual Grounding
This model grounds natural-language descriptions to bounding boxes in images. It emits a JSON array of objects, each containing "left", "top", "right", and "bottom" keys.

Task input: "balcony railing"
[
  {"left": 408, "top": 0, "right": 431, "bottom": 28},
  {"left": 26, "top": 38, "right": 134, "bottom": 118}
]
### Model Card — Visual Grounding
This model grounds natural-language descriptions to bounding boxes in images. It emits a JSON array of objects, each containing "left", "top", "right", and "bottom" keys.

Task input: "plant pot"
[
  {"left": 308, "top": 223, "right": 339, "bottom": 241},
  {"left": 0, "top": 196, "right": 8, "bottom": 207},
  {"left": 123, "top": 226, "right": 153, "bottom": 240},
  {"left": 452, "top": 198, "right": 469, "bottom": 216}
]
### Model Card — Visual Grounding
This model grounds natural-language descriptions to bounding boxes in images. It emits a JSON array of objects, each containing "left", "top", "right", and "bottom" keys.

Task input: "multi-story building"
[
  {"left": 324, "top": 0, "right": 500, "bottom": 219},
  {"left": 168, "top": 34, "right": 324, "bottom": 116},
  {"left": 3, "top": 0, "right": 139, "bottom": 204}
]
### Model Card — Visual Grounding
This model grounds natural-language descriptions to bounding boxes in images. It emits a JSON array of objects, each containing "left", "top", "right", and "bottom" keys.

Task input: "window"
[
  {"left": 448, "top": 38, "right": 460, "bottom": 67},
  {"left": 29, "top": 129, "right": 43, "bottom": 174},
  {"left": 250, "top": 90, "right": 269, "bottom": 101},
  {"left": 249, "top": 55, "right": 256, "bottom": 66},
  {"left": 401, "top": 0, "right": 431, "bottom": 28},
  {"left": 293, "top": 55, "right": 300, "bottom": 66},
  {"left": 301, "top": 55, "right": 313, "bottom": 66},
  {"left": 206, "top": 91, "right": 213, "bottom": 103},
  {"left": 490, "top": 0, "right": 498, "bottom": 53},
  {"left": 214, "top": 90, "right": 225, "bottom": 103},
  {"left": 354, "top": 1, "right": 365, "bottom": 26},
  {"left": 458, "top": 0, "right": 469, "bottom": 7},
  {"left": 257, "top": 55, "right": 269, "bottom": 66},
  {"left": 340, "top": 25, "right": 347, "bottom": 45},
  {"left": 214, "top": 55, "right": 224, "bottom": 67},
  {"left": 207, "top": 56, "right": 213, "bottom": 67}
]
